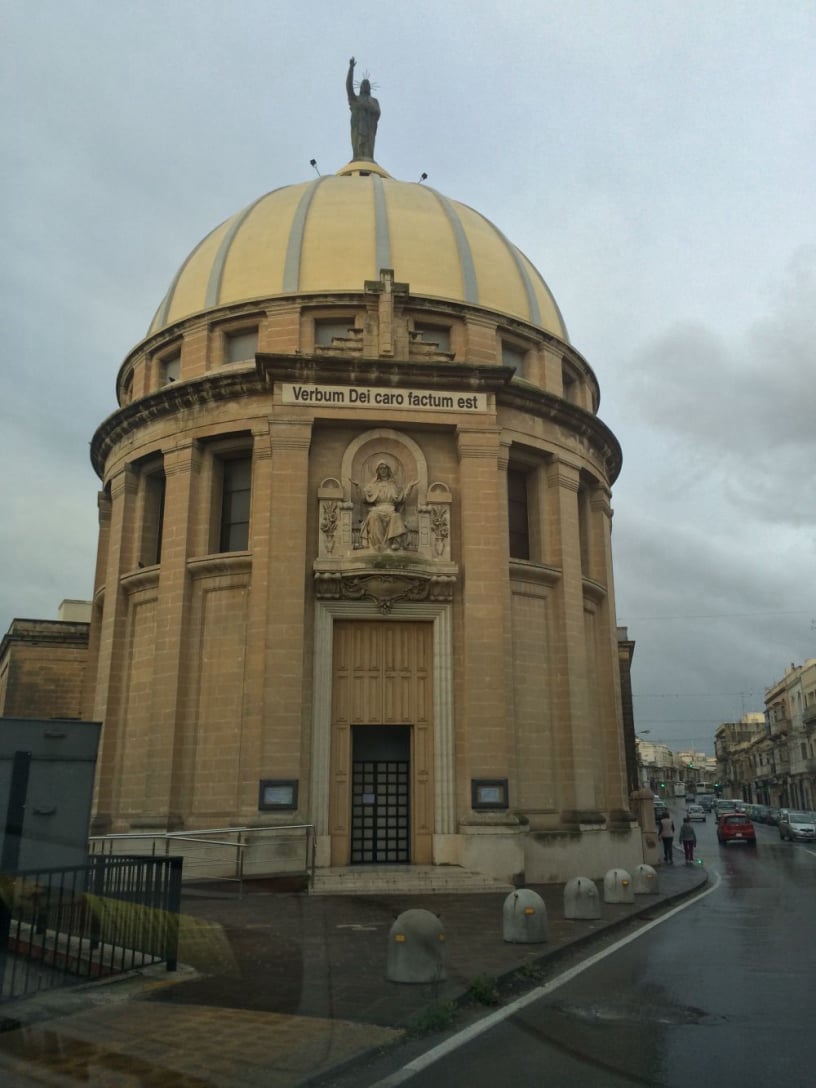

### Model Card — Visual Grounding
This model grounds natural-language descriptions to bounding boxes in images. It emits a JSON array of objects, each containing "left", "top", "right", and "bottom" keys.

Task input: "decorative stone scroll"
[{"left": 314, "top": 570, "right": 455, "bottom": 614}]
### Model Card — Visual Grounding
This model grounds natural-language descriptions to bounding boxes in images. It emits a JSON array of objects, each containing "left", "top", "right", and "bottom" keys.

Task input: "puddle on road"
[{"left": 550, "top": 1001, "right": 724, "bottom": 1026}]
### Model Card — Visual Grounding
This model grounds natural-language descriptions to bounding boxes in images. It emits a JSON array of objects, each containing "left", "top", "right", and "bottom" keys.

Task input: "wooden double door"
[{"left": 330, "top": 621, "right": 434, "bottom": 865}]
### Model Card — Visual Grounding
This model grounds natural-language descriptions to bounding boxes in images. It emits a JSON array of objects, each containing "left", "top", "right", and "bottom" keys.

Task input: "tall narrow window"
[
  {"left": 507, "top": 469, "right": 530, "bottom": 560},
  {"left": 161, "top": 351, "right": 180, "bottom": 385},
  {"left": 141, "top": 470, "right": 166, "bottom": 566},
  {"left": 219, "top": 457, "right": 251, "bottom": 552},
  {"left": 122, "top": 371, "right": 134, "bottom": 405},
  {"left": 578, "top": 483, "right": 591, "bottom": 576},
  {"left": 562, "top": 362, "right": 581, "bottom": 406},
  {"left": 501, "top": 341, "right": 526, "bottom": 376}
]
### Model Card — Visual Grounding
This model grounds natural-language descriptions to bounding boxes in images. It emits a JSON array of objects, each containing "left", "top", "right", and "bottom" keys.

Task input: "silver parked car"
[
  {"left": 685, "top": 803, "right": 706, "bottom": 822},
  {"left": 778, "top": 810, "right": 816, "bottom": 842}
]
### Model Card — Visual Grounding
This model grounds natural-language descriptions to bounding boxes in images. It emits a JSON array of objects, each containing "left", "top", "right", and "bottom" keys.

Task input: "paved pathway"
[{"left": 0, "top": 859, "right": 706, "bottom": 1086}]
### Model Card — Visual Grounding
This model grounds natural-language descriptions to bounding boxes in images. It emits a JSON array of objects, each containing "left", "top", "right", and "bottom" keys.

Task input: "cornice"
[{"left": 93, "top": 355, "right": 622, "bottom": 484}]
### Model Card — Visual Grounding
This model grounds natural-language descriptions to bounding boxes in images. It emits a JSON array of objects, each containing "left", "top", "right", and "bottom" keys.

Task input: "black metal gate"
[{"left": 350, "top": 725, "right": 410, "bottom": 863}]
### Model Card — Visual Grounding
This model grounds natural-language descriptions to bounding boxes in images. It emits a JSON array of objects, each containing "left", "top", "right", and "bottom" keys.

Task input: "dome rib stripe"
[
  {"left": 150, "top": 223, "right": 221, "bottom": 333},
  {"left": 472, "top": 211, "right": 542, "bottom": 325},
  {"left": 206, "top": 190, "right": 279, "bottom": 309},
  {"left": 372, "top": 174, "right": 391, "bottom": 272},
  {"left": 428, "top": 187, "right": 478, "bottom": 304},
  {"left": 283, "top": 177, "right": 328, "bottom": 292},
  {"left": 513, "top": 242, "right": 569, "bottom": 341}
]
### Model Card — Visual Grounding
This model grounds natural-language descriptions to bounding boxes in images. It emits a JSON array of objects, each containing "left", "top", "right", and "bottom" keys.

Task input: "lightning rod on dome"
[
  {"left": 419, "top": 173, "right": 428, "bottom": 183},
  {"left": 310, "top": 159, "right": 321, "bottom": 176}
]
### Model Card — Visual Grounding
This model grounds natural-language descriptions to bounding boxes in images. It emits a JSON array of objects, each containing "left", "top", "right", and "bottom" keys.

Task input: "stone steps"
[{"left": 310, "top": 864, "right": 514, "bottom": 896}]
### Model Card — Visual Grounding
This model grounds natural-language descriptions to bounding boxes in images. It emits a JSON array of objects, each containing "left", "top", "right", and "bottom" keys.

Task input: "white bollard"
[
  {"left": 503, "top": 889, "right": 548, "bottom": 944},
  {"left": 633, "top": 863, "right": 659, "bottom": 894},
  {"left": 603, "top": 868, "right": 635, "bottom": 904},
  {"left": 563, "top": 876, "right": 601, "bottom": 920},
  {"left": 386, "top": 908, "right": 447, "bottom": 983}
]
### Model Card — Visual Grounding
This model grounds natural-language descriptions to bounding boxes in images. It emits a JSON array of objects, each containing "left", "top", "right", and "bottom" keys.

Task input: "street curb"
[{"left": 300, "top": 867, "right": 709, "bottom": 1087}]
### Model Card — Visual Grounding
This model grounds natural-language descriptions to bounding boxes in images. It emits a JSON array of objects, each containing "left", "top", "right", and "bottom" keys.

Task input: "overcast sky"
[{"left": 2, "top": 1, "right": 814, "bottom": 753}]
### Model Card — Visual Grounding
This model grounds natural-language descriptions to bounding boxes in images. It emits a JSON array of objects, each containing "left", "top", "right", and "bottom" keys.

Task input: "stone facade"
[
  {"left": 0, "top": 617, "right": 90, "bottom": 720},
  {"left": 78, "top": 161, "right": 638, "bottom": 882},
  {"left": 716, "top": 664, "right": 816, "bottom": 809}
]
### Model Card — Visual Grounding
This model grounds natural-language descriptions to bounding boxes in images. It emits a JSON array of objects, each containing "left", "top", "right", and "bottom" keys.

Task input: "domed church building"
[{"left": 85, "top": 65, "right": 638, "bottom": 885}]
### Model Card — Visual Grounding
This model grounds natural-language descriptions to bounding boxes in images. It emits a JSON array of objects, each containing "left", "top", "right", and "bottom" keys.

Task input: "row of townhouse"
[
  {"left": 635, "top": 738, "right": 718, "bottom": 798},
  {"left": 715, "top": 660, "right": 816, "bottom": 810}
]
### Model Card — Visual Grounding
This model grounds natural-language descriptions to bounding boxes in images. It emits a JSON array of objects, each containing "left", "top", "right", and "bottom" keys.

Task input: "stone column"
[
  {"left": 91, "top": 465, "right": 139, "bottom": 831},
  {"left": 260, "top": 418, "right": 313, "bottom": 790}
]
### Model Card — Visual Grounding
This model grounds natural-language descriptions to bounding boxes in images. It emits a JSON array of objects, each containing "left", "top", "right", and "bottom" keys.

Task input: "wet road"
[{"left": 378, "top": 809, "right": 816, "bottom": 1087}]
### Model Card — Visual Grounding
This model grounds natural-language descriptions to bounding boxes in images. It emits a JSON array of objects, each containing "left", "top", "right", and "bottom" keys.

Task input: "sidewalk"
[{"left": 0, "top": 857, "right": 707, "bottom": 1087}]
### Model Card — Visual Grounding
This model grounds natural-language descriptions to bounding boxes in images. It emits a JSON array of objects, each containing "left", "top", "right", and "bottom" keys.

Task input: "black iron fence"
[{"left": 0, "top": 854, "right": 182, "bottom": 1004}]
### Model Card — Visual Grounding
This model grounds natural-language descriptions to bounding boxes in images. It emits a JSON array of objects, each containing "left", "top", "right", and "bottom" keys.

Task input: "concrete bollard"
[
  {"left": 502, "top": 889, "right": 548, "bottom": 944},
  {"left": 633, "top": 863, "right": 658, "bottom": 894},
  {"left": 603, "top": 868, "right": 635, "bottom": 904},
  {"left": 563, "top": 876, "right": 601, "bottom": 920},
  {"left": 386, "top": 908, "right": 447, "bottom": 983}
]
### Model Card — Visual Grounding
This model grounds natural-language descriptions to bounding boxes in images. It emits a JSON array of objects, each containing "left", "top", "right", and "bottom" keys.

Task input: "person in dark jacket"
[{"left": 679, "top": 816, "right": 697, "bottom": 864}]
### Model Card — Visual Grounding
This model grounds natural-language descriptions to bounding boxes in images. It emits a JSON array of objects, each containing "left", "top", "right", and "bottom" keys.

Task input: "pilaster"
[
  {"left": 589, "top": 483, "right": 628, "bottom": 810},
  {"left": 457, "top": 425, "right": 510, "bottom": 806},
  {"left": 144, "top": 441, "right": 201, "bottom": 824},
  {"left": 261, "top": 418, "right": 314, "bottom": 787},
  {"left": 237, "top": 427, "right": 274, "bottom": 814},
  {"left": 547, "top": 457, "right": 594, "bottom": 812},
  {"left": 91, "top": 465, "right": 139, "bottom": 827}
]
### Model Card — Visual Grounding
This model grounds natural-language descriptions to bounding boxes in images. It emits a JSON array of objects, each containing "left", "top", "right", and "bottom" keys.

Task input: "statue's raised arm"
[
  {"left": 346, "top": 57, "right": 356, "bottom": 107},
  {"left": 345, "top": 56, "right": 380, "bottom": 161}
]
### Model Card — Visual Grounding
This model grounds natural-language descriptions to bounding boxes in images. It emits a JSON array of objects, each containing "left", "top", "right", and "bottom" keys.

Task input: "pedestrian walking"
[
  {"left": 679, "top": 816, "right": 697, "bottom": 864},
  {"left": 658, "top": 812, "right": 675, "bottom": 864}
]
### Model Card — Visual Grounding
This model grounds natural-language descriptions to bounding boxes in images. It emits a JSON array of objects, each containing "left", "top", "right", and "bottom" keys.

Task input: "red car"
[{"left": 717, "top": 812, "right": 757, "bottom": 847}]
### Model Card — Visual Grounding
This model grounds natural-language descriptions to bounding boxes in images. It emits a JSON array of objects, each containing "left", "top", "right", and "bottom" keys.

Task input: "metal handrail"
[{"left": 88, "top": 823, "right": 316, "bottom": 893}]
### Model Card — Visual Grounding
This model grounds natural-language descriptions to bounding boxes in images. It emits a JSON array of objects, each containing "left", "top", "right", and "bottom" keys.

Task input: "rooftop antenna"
[
  {"left": 418, "top": 172, "right": 428, "bottom": 183},
  {"left": 310, "top": 159, "right": 321, "bottom": 176}
]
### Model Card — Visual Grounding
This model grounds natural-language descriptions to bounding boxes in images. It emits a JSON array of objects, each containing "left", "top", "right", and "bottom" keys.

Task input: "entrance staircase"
[{"left": 310, "top": 864, "right": 514, "bottom": 896}]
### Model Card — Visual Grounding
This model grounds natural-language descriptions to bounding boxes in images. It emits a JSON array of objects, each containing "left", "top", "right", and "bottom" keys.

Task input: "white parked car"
[{"left": 778, "top": 810, "right": 816, "bottom": 842}]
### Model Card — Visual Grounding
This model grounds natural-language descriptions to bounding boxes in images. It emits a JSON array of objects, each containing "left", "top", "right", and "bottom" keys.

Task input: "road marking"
[
  {"left": 803, "top": 848, "right": 816, "bottom": 859},
  {"left": 370, "top": 872, "right": 723, "bottom": 1088}
]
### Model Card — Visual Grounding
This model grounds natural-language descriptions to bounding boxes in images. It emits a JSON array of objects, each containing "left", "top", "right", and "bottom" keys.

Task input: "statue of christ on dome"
[{"left": 346, "top": 56, "right": 380, "bottom": 160}]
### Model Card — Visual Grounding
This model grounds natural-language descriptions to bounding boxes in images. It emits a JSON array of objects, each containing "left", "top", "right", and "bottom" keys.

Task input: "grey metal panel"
[
  {"left": 0, "top": 719, "right": 101, "bottom": 872},
  {"left": 0, "top": 719, "right": 101, "bottom": 760}
]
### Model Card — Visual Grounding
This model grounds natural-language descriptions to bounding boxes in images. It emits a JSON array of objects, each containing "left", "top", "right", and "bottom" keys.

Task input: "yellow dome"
[{"left": 149, "top": 161, "right": 568, "bottom": 341}]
